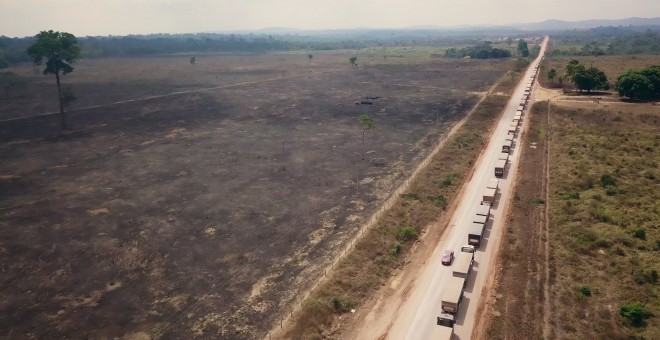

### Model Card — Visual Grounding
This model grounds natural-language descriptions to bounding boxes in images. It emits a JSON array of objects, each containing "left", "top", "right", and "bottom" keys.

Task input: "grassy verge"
[
  {"left": 282, "top": 70, "right": 525, "bottom": 339},
  {"left": 547, "top": 104, "right": 659, "bottom": 339},
  {"left": 483, "top": 101, "right": 549, "bottom": 339}
]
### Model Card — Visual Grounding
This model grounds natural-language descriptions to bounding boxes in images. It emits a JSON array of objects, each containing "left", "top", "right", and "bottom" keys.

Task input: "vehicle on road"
[
  {"left": 495, "top": 158, "right": 507, "bottom": 177},
  {"left": 439, "top": 276, "right": 466, "bottom": 323},
  {"left": 467, "top": 222, "right": 486, "bottom": 248},
  {"left": 432, "top": 322, "right": 455, "bottom": 339},
  {"left": 452, "top": 251, "right": 474, "bottom": 281},
  {"left": 482, "top": 187, "right": 497, "bottom": 206},
  {"left": 502, "top": 138, "right": 513, "bottom": 153},
  {"left": 442, "top": 250, "right": 455, "bottom": 266},
  {"left": 461, "top": 245, "right": 475, "bottom": 253}
]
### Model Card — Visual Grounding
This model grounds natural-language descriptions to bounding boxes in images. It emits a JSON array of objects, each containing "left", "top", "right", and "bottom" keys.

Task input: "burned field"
[{"left": 0, "top": 53, "right": 511, "bottom": 338}]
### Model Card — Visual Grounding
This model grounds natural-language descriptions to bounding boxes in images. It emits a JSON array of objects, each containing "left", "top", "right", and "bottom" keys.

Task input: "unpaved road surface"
[{"left": 351, "top": 37, "right": 548, "bottom": 339}]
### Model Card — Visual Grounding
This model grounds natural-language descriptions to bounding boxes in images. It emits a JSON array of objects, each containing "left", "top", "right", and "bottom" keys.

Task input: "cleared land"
[
  {"left": 0, "top": 53, "right": 512, "bottom": 338},
  {"left": 484, "top": 94, "right": 660, "bottom": 339}
]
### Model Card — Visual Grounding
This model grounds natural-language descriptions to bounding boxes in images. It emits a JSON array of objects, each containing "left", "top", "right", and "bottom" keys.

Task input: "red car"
[{"left": 441, "top": 250, "right": 455, "bottom": 266}]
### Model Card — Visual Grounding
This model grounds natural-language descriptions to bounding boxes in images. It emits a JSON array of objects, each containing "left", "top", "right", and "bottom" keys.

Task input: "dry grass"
[
  {"left": 547, "top": 104, "right": 660, "bottom": 339},
  {"left": 282, "top": 70, "right": 524, "bottom": 339}
]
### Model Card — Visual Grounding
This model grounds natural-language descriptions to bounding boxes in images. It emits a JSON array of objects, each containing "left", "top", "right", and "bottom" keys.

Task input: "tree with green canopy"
[{"left": 26, "top": 30, "right": 81, "bottom": 129}]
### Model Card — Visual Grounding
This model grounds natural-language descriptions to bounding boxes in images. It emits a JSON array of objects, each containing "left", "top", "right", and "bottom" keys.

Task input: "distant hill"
[{"left": 512, "top": 17, "right": 660, "bottom": 31}]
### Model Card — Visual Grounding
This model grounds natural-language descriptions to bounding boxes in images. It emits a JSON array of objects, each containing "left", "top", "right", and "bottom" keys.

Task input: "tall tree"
[
  {"left": 190, "top": 56, "right": 196, "bottom": 66},
  {"left": 26, "top": 30, "right": 81, "bottom": 130},
  {"left": 349, "top": 56, "right": 358, "bottom": 67},
  {"left": 547, "top": 68, "right": 557, "bottom": 85},
  {"left": 616, "top": 70, "right": 654, "bottom": 100},
  {"left": 517, "top": 39, "right": 529, "bottom": 57},
  {"left": 359, "top": 114, "right": 375, "bottom": 160},
  {"left": 572, "top": 65, "right": 609, "bottom": 93},
  {"left": 564, "top": 59, "right": 581, "bottom": 78},
  {"left": 307, "top": 53, "right": 313, "bottom": 63}
]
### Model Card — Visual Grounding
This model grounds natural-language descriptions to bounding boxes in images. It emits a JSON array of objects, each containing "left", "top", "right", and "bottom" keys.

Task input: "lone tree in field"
[
  {"left": 517, "top": 39, "right": 529, "bottom": 57},
  {"left": 307, "top": 54, "right": 313, "bottom": 63},
  {"left": 26, "top": 30, "right": 81, "bottom": 130},
  {"left": 571, "top": 64, "right": 609, "bottom": 93},
  {"left": 359, "top": 114, "right": 375, "bottom": 160},
  {"left": 350, "top": 56, "right": 358, "bottom": 67},
  {"left": 547, "top": 68, "right": 557, "bottom": 85},
  {"left": 616, "top": 66, "right": 660, "bottom": 101},
  {"left": 190, "top": 56, "right": 196, "bottom": 66}
]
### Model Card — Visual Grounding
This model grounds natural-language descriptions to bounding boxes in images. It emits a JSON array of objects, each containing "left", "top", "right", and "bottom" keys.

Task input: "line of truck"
[{"left": 434, "top": 60, "right": 541, "bottom": 339}]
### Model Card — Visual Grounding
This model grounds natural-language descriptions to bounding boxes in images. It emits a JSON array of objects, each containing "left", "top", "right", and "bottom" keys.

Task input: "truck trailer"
[
  {"left": 482, "top": 187, "right": 497, "bottom": 206},
  {"left": 495, "top": 158, "right": 507, "bottom": 177},
  {"left": 468, "top": 221, "right": 486, "bottom": 247},
  {"left": 488, "top": 179, "right": 499, "bottom": 190},
  {"left": 452, "top": 251, "right": 474, "bottom": 280},
  {"left": 502, "top": 138, "right": 513, "bottom": 153},
  {"left": 441, "top": 276, "right": 466, "bottom": 314},
  {"left": 476, "top": 204, "right": 491, "bottom": 217},
  {"left": 431, "top": 324, "right": 454, "bottom": 340}
]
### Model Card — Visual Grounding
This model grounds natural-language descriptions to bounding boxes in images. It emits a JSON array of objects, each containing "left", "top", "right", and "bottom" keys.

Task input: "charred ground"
[{"left": 0, "top": 53, "right": 511, "bottom": 338}]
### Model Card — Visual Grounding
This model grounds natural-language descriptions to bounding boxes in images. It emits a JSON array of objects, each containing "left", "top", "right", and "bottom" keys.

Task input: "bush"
[
  {"left": 442, "top": 173, "right": 458, "bottom": 186},
  {"left": 396, "top": 226, "right": 418, "bottom": 242},
  {"left": 600, "top": 174, "right": 617, "bottom": 187},
  {"left": 332, "top": 296, "right": 355, "bottom": 313},
  {"left": 529, "top": 197, "right": 545, "bottom": 205},
  {"left": 578, "top": 285, "right": 593, "bottom": 296},
  {"left": 392, "top": 242, "right": 402, "bottom": 255},
  {"left": 632, "top": 228, "right": 646, "bottom": 240},
  {"left": 620, "top": 303, "right": 651, "bottom": 327},
  {"left": 633, "top": 269, "right": 658, "bottom": 285}
]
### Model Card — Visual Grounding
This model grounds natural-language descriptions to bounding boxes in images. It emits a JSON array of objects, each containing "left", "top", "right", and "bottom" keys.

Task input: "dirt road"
[{"left": 351, "top": 37, "right": 549, "bottom": 339}]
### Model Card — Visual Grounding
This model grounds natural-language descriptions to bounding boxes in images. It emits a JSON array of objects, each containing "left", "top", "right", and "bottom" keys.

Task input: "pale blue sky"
[{"left": 1, "top": 0, "right": 659, "bottom": 37}]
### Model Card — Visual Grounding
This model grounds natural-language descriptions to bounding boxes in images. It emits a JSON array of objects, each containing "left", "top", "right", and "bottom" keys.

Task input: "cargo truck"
[
  {"left": 495, "top": 158, "right": 507, "bottom": 177},
  {"left": 482, "top": 187, "right": 497, "bottom": 206},
  {"left": 502, "top": 138, "right": 513, "bottom": 153},
  {"left": 431, "top": 324, "right": 454, "bottom": 339},
  {"left": 487, "top": 179, "right": 499, "bottom": 190},
  {"left": 513, "top": 118, "right": 520, "bottom": 126},
  {"left": 476, "top": 202, "right": 491, "bottom": 217},
  {"left": 440, "top": 276, "right": 465, "bottom": 314},
  {"left": 508, "top": 124, "right": 517, "bottom": 134},
  {"left": 468, "top": 221, "right": 486, "bottom": 247},
  {"left": 452, "top": 251, "right": 474, "bottom": 280},
  {"left": 499, "top": 152, "right": 509, "bottom": 161}
]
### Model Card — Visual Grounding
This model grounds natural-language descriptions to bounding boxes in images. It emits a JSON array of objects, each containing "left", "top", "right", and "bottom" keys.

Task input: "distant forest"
[
  {"left": 550, "top": 26, "right": 660, "bottom": 56},
  {"left": 1, "top": 25, "right": 658, "bottom": 67}
]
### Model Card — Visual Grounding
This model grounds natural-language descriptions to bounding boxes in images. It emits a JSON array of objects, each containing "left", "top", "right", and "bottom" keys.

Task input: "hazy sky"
[{"left": 1, "top": 0, "right": 659, "bottom": 37}]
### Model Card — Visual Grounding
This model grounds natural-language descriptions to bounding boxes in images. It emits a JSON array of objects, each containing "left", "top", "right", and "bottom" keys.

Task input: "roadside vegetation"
[{"left": 283, "top": 68, "right": 524, "bottom": 339}]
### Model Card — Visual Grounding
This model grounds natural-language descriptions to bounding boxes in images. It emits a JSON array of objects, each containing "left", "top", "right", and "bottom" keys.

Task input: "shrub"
[
  {"left": 620, "top": 303, "right": 651, "bottom": 327},
  {"left": 633, "top": 269, "right": 659, "bottom": 285},
  {"left": 529, "top": 197, "right": 545, "bottom": 205},
  {"left": 392, "top": 242, "right": 402, "bottom": 255},
  {"left": 442, "top": 173, "right": 458, "bottom": 186},
  {"left": 600, "top": 174, "right": 617, "bottom": 187},
  {"left": 332, "top": 296, "right": 355, "bottom": 313},
  {"left": 578, "top": 285, "right": 593, "bottom": 296},
  {"left": 396, "top": 226, "right": 418, "bottom": 242},
  {"left": 632, "top": 228, "right": 646, "bottom": 240},
  {"left": 400, "top": 192, "right": 419, "bottom": 200}
]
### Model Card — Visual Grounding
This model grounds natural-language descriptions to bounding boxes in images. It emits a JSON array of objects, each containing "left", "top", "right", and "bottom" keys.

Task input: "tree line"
[
  {"left": 546, "top": 60, "right": 660, "bottom": 100},
  {"left": 550, "top": 28, "right": 660, "bottom": 56}
]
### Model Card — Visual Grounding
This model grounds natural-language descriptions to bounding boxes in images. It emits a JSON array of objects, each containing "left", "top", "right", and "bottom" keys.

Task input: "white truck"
[
  {"left": 440, "top": 276, "right": 466, "bottom": 315},
  {"left": 502, "top": 138, "right": 513, "bottom": 153},
  {"left": 482, "top": 187, "right": 497, "bottom": 206},
  {"left": 452, "top": 251, "right": 474, "bottom": 280},
  {"left": 468, "top": 221, "right": 486, "bottom": 247},
  {"left": 431, "top": 324, "right": 454, "bottom": 339},
  {"left": 476, "top": 203, "right": 491, "bottom": 217}
]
